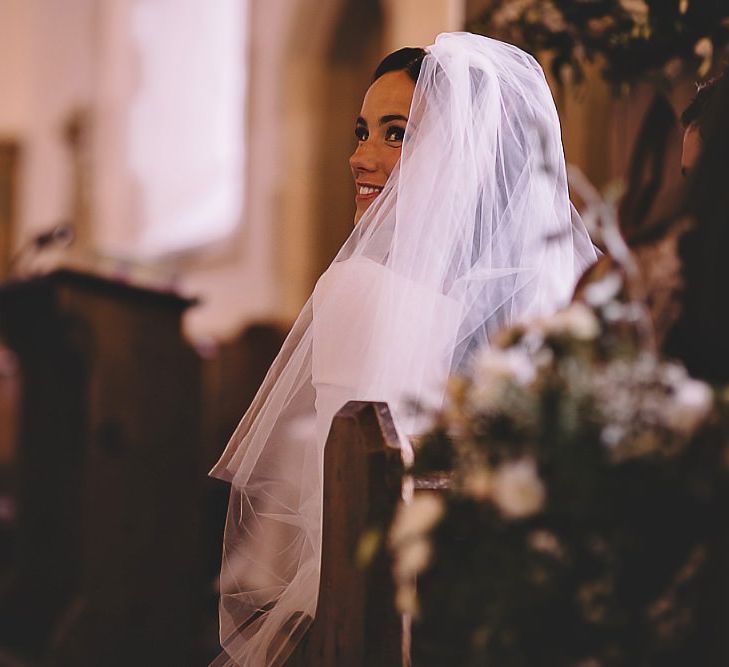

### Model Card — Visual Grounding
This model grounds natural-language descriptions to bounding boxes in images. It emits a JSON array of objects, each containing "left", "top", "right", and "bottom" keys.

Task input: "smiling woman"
[
  {"left": 210, "top": 33, "right": 597, "bottom": 667},
  {"left": 350, "top": 48, "right": 424, "bottom": 223}
]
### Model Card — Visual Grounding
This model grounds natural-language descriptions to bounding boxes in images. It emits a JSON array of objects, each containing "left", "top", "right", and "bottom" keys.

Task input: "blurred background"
[{"left": 0, "top": 0, "right": 723, "bottom": 664}]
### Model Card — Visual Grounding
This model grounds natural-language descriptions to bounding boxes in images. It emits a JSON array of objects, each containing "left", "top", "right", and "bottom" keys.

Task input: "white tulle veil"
[{"left": 210, "top": 32, "right": 597, "bottom": 666}]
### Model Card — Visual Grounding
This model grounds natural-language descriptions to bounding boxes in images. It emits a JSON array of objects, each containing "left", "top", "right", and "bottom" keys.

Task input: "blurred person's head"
[
  {"left": 349, "top": 47, "right": 426, "bottom": 224},
  {"left": 666, "top": 69, "right": 729, "bottom": 381},
  {"left": 681, "top": 73, "right": 724, "bottom": 175}
]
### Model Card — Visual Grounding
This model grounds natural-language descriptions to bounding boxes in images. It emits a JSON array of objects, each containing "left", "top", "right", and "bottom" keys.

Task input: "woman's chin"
[{"left": 353, "top": 204, "right": 368, "bottom": 225}]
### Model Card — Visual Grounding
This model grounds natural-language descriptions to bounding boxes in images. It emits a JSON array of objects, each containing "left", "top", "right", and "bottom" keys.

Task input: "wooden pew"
[
  {"left": 0, "top": 269, "right": 203, "bottom": 665},
  {"left": 287, "top": 401, "right": 404, "bottom": 667}
]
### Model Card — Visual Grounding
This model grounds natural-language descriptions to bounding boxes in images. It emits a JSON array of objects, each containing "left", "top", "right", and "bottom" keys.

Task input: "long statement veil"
[{"left": 210, "top": 32, "right": 597, "bottom": 666}]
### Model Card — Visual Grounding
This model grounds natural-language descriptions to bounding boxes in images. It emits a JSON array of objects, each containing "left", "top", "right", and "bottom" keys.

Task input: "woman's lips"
[{"left": 355, "top": 183, "right": 383, "bottom": 203}]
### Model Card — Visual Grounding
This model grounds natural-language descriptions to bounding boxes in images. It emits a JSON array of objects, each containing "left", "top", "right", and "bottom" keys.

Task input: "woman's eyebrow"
[
  {"left": 379, "top": 114, "right": 408, "bottom": 125},
  {"left": 356, "top": 116, "right": 367, "bottom": 126}
]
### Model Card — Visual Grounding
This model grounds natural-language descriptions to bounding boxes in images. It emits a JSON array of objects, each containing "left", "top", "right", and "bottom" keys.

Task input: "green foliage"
[
  {"left": 392, "top": 273, "right": 729, "bottom": 665},
  {"left": 470, "top": 0, "right": 729, "bottom": 88}
]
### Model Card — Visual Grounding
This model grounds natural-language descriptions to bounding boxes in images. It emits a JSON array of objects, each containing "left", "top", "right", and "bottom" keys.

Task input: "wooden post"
[
  {"left": 287, "top": 401, "right": 404, "bottom": 667},
  {"left": 0, "top": 142, "right": 19, "bottom": 281},
  {"left": 0, "top": 345, "right": 20, "bottom": 468}
]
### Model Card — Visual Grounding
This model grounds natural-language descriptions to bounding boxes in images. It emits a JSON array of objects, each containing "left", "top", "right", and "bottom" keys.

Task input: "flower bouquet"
[
  {"left": 389, "top": 271, "right": 729, "bottom": 666},
  {"left": 471, "top": 0, "right": 729, "bottom": 87}
]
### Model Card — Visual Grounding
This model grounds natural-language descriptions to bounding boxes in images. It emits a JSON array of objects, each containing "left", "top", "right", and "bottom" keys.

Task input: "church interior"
[{"left": 1, "top": 0, "right": 728, "bottom": 665}]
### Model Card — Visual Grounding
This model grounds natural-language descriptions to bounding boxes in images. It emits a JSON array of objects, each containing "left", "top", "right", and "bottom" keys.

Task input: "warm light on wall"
[{"left": 127, "top": 0, "right": 247, "bottom": 258}]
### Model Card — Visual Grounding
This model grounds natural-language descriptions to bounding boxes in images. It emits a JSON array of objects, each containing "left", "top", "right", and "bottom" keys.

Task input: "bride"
[{"left": 210, "top": 32, "right": 597, "bottom": 666}]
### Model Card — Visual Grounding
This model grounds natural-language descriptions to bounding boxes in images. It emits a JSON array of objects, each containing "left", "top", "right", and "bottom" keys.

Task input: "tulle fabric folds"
[{"left": 209, "top": 32, "right": 597, "bottom": 666}]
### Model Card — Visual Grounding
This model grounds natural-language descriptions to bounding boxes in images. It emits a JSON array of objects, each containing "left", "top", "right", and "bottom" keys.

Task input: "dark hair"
[
  {"left": 680, "top": 73, "right": 724, "bottom": 132},
  {"left": 665, "top": 68, "right": 729, "bottom": 382},
  {"left": 372, "top": 47, "right": 427, "bottom": 83}
]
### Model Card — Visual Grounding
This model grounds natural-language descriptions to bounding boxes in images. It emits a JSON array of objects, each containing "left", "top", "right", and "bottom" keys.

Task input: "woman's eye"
[
  {"left": 385, "top": 126, "right": 406, "bottom": 143},
  {"left": 354, "top": 126, "right": 368, "bottom": 141}
]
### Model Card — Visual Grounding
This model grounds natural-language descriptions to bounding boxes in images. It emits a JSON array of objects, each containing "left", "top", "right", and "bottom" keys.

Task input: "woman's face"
[{"left": 349, "top": 70, "right": 415, "bottom": 224}]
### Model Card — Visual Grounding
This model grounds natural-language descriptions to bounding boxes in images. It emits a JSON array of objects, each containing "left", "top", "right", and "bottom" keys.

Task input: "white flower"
[
  {"left": 540, "top": 2, "right": 566, "bottom": 32},
  {"left": 661, "top": 361, "right": 687, "bottom": 386},
  {"left": 694, "top": 37, "right": 713, "bottom": 77},
  {"left": 528, "top": 529, "right": 563, "bottom": 558},
  {"left": 601, "top": 423, "right": 626, "bottom": 447},
  {"left": 587, "top": 16, "right": 615, "bottom": 37},
  {"left": 391, "top": 497, "right": 442, "bottom": 616},
  {"left": 466, "top": 382, "right": 502, "bottom": 412},
  {"left": 394, "top": 537, "right": 432, "bottom": 579},
  {"left": 473, "top": 346, "right": 536, "bottom": 385},
  {"left": 694, "top": 37, "right": 713, "bottom": 59},
  {"left": 463, "top": 468, "right": 493, "bottom": 501},
  {"left": 583, "top": 271, "right": 623, "bottom": 307},
  {"left": 540, "top": 303, "right": 600, "bottom": 341},
  {"left": 491, "top": 0, "right": 536, "bottom": 28},
  {"left": 389, "top": 493, "right": 444, "bottom": 545},
  {"left": 619, "top": 0, "right": 649, "bottom": 23},
  {"left": 467, "top": 346, "right": 536, "bottom": 411},
  {"left": 669, "top": 378, "right": 713, "bottom": 435},
  {"left": 492, "top": 458, "right": 546, "bottom": 520}
]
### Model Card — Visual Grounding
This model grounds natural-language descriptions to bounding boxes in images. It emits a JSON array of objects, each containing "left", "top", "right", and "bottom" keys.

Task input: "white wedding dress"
[
  {"left": 312, "top": 255, "right": 463, "bottom": 440},
  {"left": 210, "top": 32, "right": 597, "bottom": 666}
]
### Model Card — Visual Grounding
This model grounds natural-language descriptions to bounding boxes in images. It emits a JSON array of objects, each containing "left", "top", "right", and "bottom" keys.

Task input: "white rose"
[
  {"left": 541, "top": 303, "right": 600, "bottom": 341},
  {"left": 541, "top": 2, "right": 566, "bottom": 32},
  {"left": 528, "top": 529, "right": 563, "bottom": 558},
  {"left": 389, "top": 493, "right": 444, "bottom": 545},
  {"left": 669, "top": 378, "right": 713, "bottom": 435},
  {"left": 583, "top": 271, "right": 623, "bottom": 307},
  {"left": 472, "top": 347, "right": 536, "bottom": 387},
  {"left": 491, "top": 0, "right": 536, "bottom": 27},
  {"left": 694, "top": 37, "right": 713, "bottom": 77},
  {"left": 492, "top": 458, "right": 546, "bottom": 520},
  {"left": 619, "top": 0, "right": 649, "bottom": 22},
  {"left": 467, "top": 347, "right": 536, "bottom": 411},
  {"left": 466, "top": 381, "right": 502, "bottom": 413},
  {"left": 394, "top": 537, "right": 432, "bottom": 579}
]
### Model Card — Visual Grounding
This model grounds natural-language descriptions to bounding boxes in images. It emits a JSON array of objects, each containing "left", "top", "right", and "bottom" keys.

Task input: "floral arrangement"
[
  {"left": 388, "top": 270, "right": 729, "bottom": 666},
  {"left": 470, "top": 0, "right": 729, "bottom": 87}
]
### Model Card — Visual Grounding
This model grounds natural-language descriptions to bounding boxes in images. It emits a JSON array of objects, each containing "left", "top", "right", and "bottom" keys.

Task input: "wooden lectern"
[{"left": 0, "top": 269, "right": 203, "bottom": 665}]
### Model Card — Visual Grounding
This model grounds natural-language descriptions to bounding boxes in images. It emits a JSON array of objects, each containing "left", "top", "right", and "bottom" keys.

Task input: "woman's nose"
[{"left": 349, "top": 141, "right": 377, "bottom": 173}]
